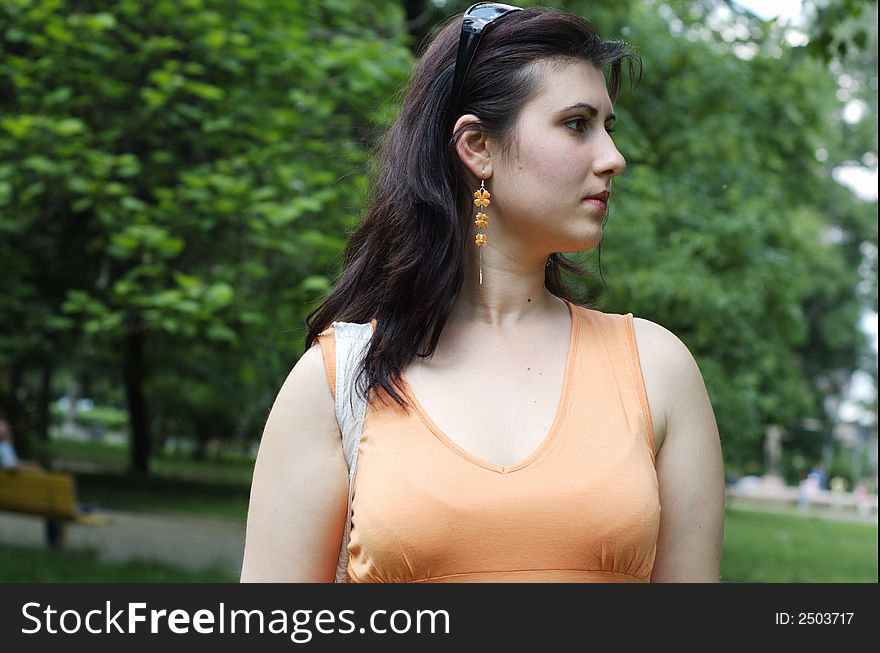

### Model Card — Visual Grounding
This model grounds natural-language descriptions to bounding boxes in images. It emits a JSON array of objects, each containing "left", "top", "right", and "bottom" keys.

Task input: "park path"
[{"left": 0, "top": 509, "right": 245, "bottom": 577}]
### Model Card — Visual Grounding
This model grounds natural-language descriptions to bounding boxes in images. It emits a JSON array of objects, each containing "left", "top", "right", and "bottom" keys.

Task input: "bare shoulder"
[
  {"left": 631, "top": 319, "right": 724, "bottom": 582},
  {"left": 262, "top": 342, "right": 340, "bottom": 445},
  {"left": 631, "top": 317, "right": 695, "bottom": 367},
  {"left": 291, "top": 341, "right": 337, "bottom": 412},
  {"left": 631, "top": 317, "right": 704, "bottom": 454},
  {"left": 240, "top": 342, "right": 346, "bottom": 582}
]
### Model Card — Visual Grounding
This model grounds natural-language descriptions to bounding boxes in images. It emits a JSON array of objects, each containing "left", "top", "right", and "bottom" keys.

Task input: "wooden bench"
[{"left": 0, "top": 469, "right": 111, "bottom": 549}]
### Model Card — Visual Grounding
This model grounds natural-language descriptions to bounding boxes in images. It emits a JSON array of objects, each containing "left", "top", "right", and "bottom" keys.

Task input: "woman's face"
[{"left": 488, "top": 59, "right": 626, "bottom": 255}]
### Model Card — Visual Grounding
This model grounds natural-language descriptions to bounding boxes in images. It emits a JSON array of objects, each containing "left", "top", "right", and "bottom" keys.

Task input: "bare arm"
[
  {"left": 240, "top": 343, "right": 348, "bottom": 582},
  {"left": 633, "top": 318, "right": 725, "bottom": 582}
]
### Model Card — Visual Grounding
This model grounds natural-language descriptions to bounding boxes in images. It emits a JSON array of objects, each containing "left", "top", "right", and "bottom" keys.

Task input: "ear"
[{"left": 453, "top": 114, "right": 493, "bottom": 182}]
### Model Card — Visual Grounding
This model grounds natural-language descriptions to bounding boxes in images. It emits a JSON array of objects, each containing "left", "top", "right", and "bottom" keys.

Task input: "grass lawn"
[
  {"left": 0, "top": 542, "right": 235, "bottom": 582},
  {"left": 47, "top": 437, "right": 252, "bottom": 519},
  {"left": 48, "top": 436, "right": 255, "bottom": 485},
  {"left": 721, "top": 505, "right": 878, "bottom": 582},
  {"left": 72, "top": 473, "right": 251, "bottom": 520}
]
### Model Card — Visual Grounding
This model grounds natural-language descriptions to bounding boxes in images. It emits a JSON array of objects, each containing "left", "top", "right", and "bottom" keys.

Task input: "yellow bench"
[{"left": 0, "top": 469, "right": 111, "bottom": 549}]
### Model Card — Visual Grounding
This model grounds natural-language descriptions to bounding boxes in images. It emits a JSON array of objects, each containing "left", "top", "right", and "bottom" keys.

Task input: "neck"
[{"left": 450, "top": 245, "right": 564, "bottom": 329}]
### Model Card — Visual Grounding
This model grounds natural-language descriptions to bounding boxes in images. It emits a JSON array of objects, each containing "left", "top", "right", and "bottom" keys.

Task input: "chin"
[{"left": 561, "top": 229, "right": 602, "bottom": 253}]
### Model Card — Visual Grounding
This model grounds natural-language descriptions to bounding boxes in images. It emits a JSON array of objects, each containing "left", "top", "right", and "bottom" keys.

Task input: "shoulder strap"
[{"left": 331, "top": 321, "right": 373, "bottom": 583}]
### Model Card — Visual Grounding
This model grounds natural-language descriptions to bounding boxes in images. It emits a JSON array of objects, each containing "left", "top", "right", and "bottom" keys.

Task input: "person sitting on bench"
[{"left": 0, "top": 418, "right": 42, "bottom": 472}]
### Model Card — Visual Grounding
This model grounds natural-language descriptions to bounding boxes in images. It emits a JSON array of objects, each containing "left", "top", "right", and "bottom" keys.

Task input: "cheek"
[{"left": 499, "top": 140, "right": 583, "bottom": 213}]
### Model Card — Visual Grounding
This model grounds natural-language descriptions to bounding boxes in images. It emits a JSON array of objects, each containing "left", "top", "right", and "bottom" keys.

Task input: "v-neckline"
[{"left": 400, "top": 298, "right": 579, "bottom": 475}]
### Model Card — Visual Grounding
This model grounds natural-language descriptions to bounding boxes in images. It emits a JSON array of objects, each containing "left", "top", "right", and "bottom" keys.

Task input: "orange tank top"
[{"left": 317, "top": 300, "right": 659, "bottom": 583}]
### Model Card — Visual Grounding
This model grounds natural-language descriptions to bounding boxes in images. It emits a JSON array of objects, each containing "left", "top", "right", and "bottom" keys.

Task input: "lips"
[{"left": 583, "top": 189, "right": 610, "bottom": 212}]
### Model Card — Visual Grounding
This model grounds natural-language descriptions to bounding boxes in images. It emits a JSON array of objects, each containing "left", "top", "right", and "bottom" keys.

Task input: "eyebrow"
[{"left": 558, "top": 102, "right": 616, "bottom": 123}]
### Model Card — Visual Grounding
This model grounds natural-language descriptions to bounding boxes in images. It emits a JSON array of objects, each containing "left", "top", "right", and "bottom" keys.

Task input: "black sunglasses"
[{"left": 449, "top": 2, "right": 524, "bottom": 122}]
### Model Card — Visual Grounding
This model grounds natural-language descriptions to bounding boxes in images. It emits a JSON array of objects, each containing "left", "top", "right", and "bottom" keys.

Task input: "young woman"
[{"left": 241, "top": 3, "right": 724, "bottom": 583}]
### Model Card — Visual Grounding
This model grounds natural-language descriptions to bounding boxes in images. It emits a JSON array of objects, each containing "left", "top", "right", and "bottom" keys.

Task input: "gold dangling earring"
[{"left": 473, "top": 177, "right": 490, "bottom": 286}]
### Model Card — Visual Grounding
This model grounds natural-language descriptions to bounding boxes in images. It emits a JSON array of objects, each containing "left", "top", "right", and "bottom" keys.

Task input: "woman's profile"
[{"left": 240, "top": 3, "right": 725, "bottom": 583}]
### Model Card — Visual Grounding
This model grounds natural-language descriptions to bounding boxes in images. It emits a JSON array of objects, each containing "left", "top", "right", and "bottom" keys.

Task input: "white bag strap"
[{"left": 332, "top": 320, "right": 373, "bottom": 583}]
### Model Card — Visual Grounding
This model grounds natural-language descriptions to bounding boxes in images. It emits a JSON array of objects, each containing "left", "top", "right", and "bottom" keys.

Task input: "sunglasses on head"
[{"left": 449, "top": 2, "right": 524, "bottom": 123}]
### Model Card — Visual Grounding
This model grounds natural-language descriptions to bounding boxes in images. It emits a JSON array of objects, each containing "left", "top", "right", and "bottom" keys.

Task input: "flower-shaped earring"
[
  {"left": 473, "top": 178, "right": 490, "bottom": 285},
  {"left": 473, "top": 180, "right": 490, "bottom": 248}
]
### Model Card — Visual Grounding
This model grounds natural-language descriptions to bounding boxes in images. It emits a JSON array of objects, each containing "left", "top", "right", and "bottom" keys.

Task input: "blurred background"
[{"left": 0, "top": 0, "right": 876, "bottom": 582}]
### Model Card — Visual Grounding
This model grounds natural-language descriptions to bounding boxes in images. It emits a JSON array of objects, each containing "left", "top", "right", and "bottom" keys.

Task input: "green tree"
[
  {"left": 576, "top": 0, "right": 876, "bottom": 470},
  {"left": 2, "top": 0, "right": 873, "bottom": 479},
  {"left": 0, "top": 0, "right": 411, "bottom": 472}
]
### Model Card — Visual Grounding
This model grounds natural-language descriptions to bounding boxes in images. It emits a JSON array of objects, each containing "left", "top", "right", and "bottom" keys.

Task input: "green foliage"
[
  {"left": 55, "top": 403, "right": 130, "bottom": 431},
  {"left": 803, "top": 0, "right": 876, "bottom": 62},
  {"left": 0, "top": 0, "right": 409, "bottom": 345},
  {"left": 1, "top": 0, "right": 875, "bottom": 473},
  {"left": 1, "top": 0, "right": 411, "bottom": 454},
  {"left": 574, "top": 0, "right": 877, "bottom": 464}
]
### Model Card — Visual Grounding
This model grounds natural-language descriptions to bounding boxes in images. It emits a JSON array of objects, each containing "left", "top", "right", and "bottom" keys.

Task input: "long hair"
[{"left": 305, "top": 7, "right": 640, "bottom": 409}]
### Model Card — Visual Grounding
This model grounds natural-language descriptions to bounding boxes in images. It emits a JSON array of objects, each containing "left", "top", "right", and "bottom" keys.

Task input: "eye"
[
  {"left": 564, "top": 117, "right": 617, "bottom": 135},
  {"left": 564, "top": 117, "right": 587, "bottom": 132}
]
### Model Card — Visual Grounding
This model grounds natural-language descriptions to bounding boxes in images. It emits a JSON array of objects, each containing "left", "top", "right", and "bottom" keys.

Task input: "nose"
[{"left": 595, "top": 133, "right": 626, "bottom": 179}]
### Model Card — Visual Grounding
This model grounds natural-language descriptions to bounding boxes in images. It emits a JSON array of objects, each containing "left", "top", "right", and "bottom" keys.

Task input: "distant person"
[
  {"left": 1, "top": 417, "right": 78, "bottom": 547},
  {"left": 808, "top": 464, "right": 828, "bottom": 490},
  {"left": 798, "top": 470, "right": 821, "bottom": 509},
  {"left": 0, "top": 418, "right": 42, "bottom": 472},
  {"left": 854, "top": 482, "right": 870, "bottom": 516}
]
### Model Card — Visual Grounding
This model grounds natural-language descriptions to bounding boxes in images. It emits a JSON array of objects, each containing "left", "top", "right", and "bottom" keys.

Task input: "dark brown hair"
[{"left": 306, "top": 7, "right": 640, "bottom": 409}]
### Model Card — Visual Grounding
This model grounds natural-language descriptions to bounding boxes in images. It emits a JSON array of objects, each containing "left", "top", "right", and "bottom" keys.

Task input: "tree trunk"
[
  {"left": 123, "top": 309, "right": 150, "bottom": 475},
  {"left": 37, "top": 362, "right": 53, "bottom": 443},
  {"left": 4, "top": 361, "right": 28, "bottom": 457},
  {"left": 402, "top": 0, "right": 431, "bottom": 54}
]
